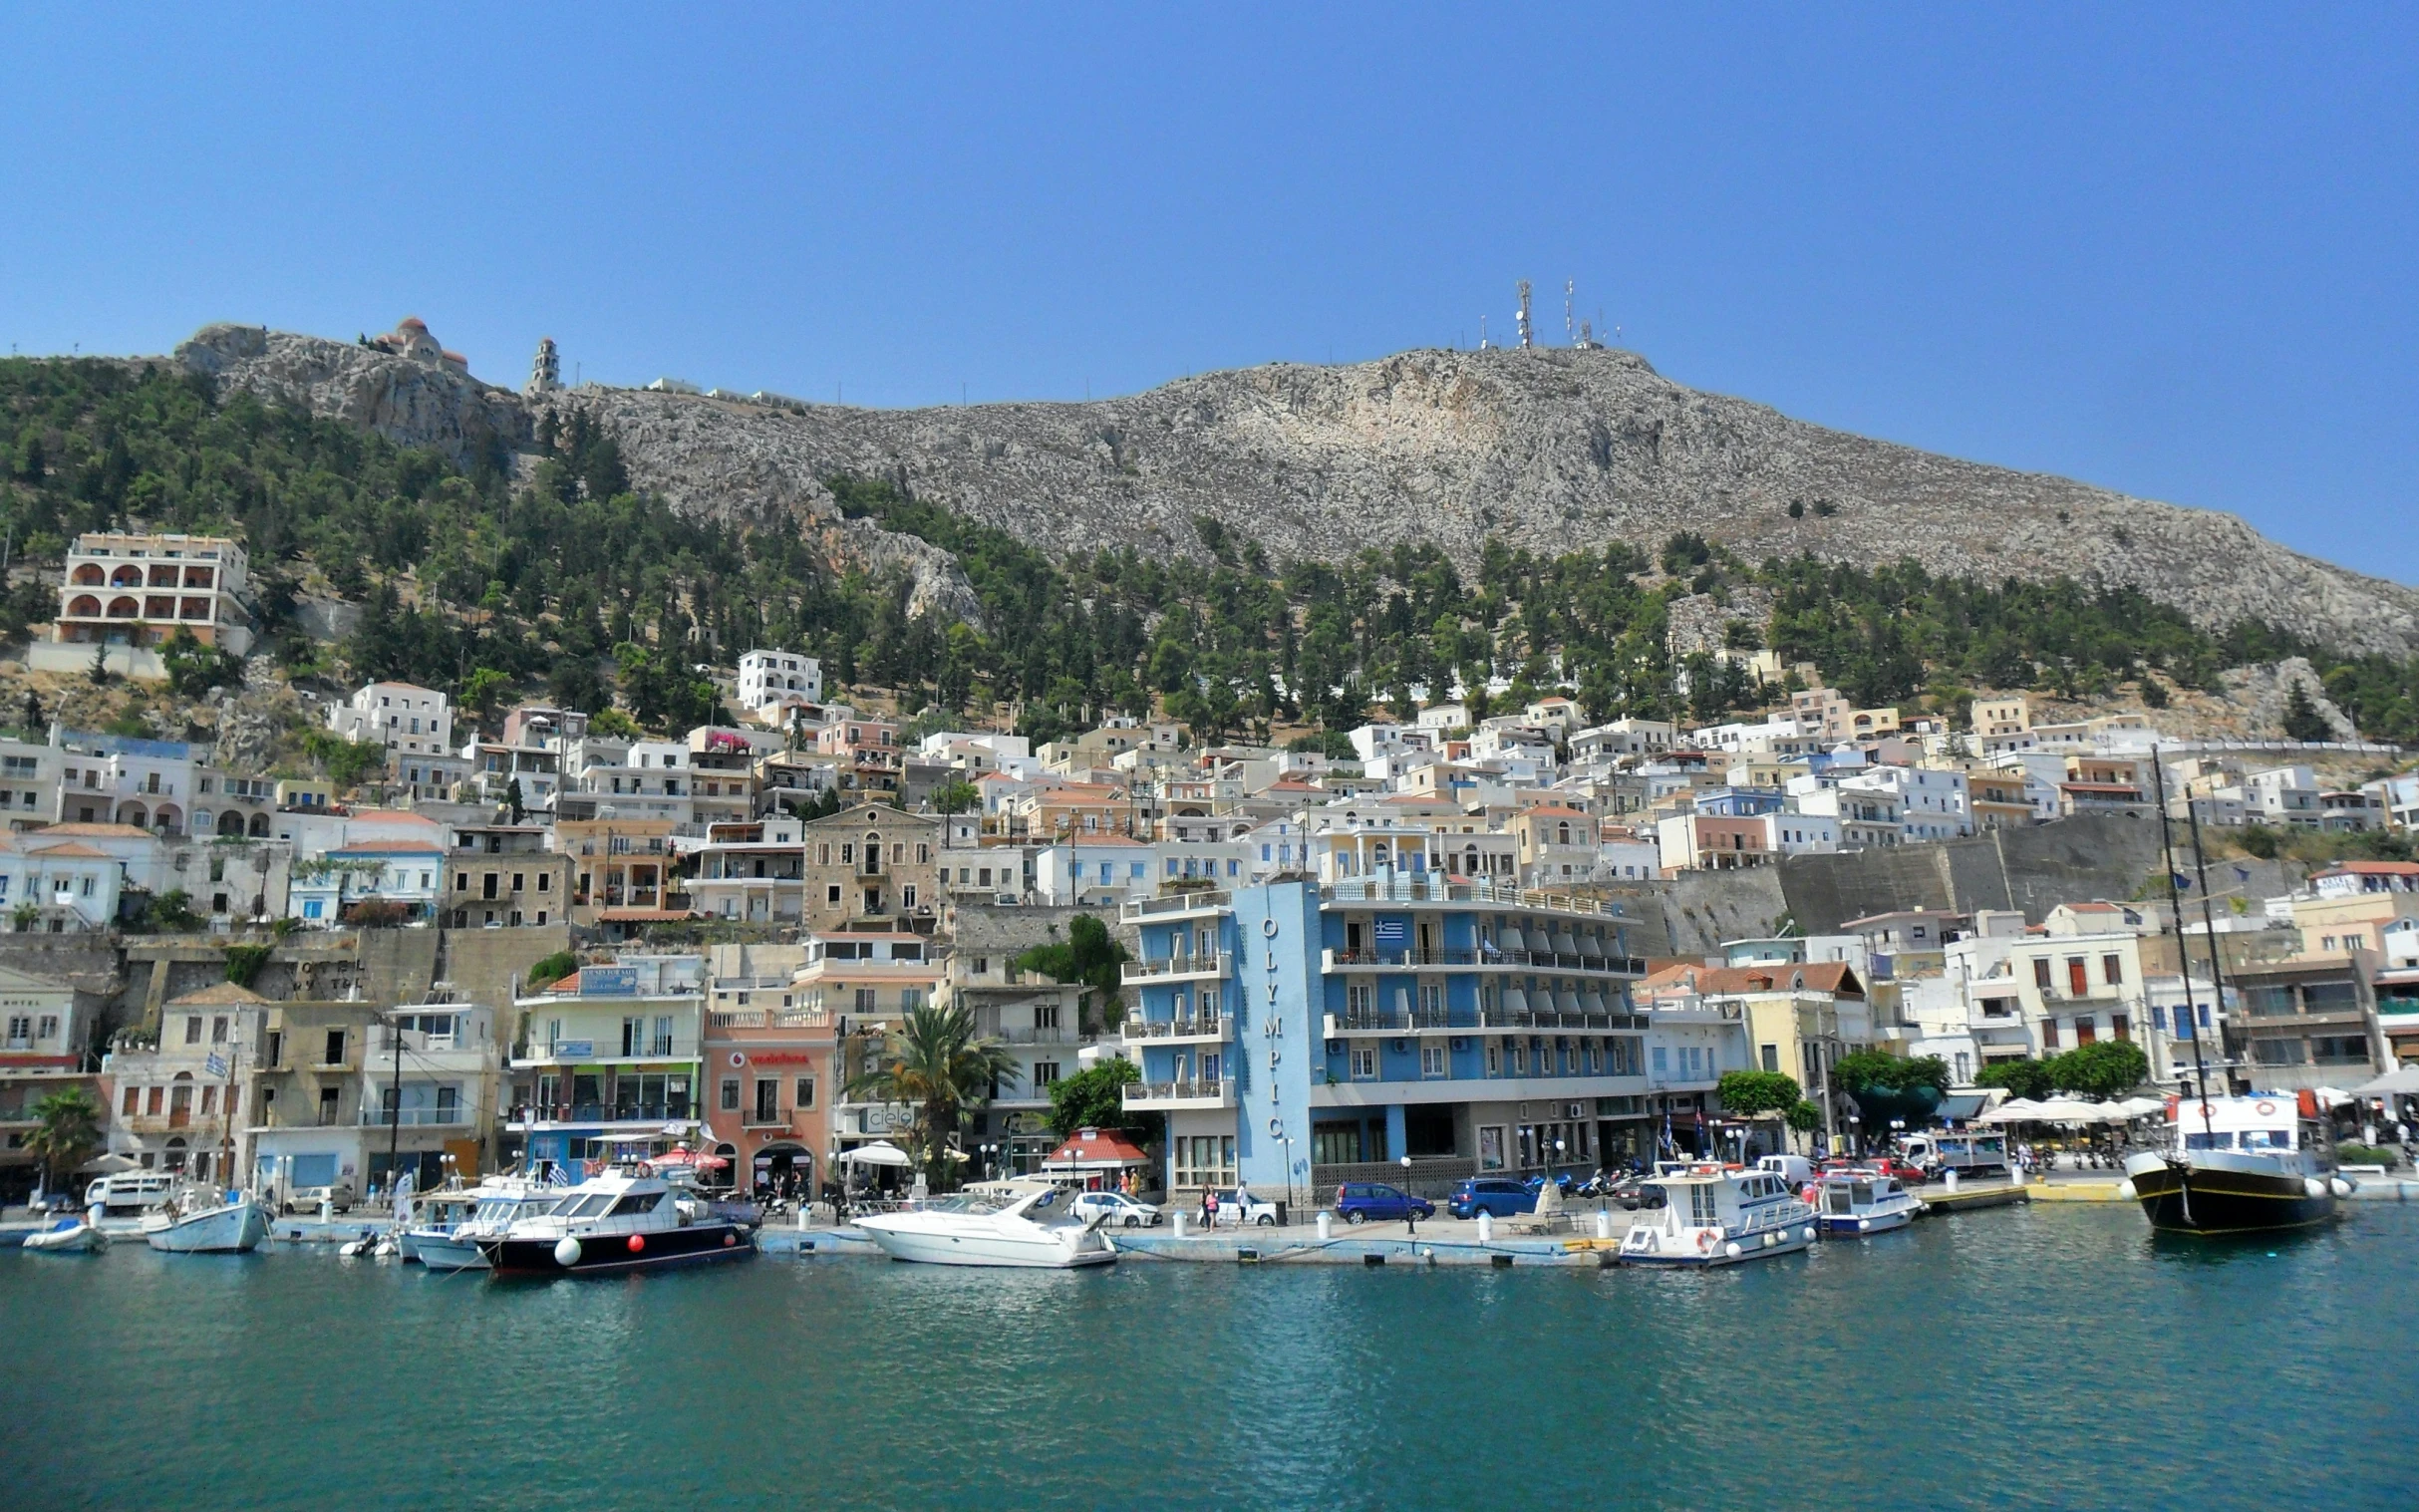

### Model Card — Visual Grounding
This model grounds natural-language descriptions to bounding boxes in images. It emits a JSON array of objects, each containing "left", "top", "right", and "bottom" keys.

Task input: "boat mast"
[
  {"left": 387, "top": 1006, "right": 401, "bottom": 1195},
  {"left": 218, "top": 1031, "right": 240, "bottom": 1192},
  {"left": 2179, "top": 773, "right": 2240, "bottom": 1100},
  {"left": 2149, "top": 747, "right": 2217, "bottom": 1144}
]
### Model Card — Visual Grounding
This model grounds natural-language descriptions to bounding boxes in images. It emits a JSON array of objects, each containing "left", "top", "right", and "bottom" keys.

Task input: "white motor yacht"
[
  {"left": 404, "top": 1178, "right": 559, "bottom": 1271},
  {"left": 478, "top": 1168, "right": 753, "bottom": 1277},
  {"left": 1619, "top": 1166, "right": 1816, "bottom": 1268},
  {"left": 1812, "top": 1170, "right": 1926, "bottom": 1237},
  {"left": 144, "top": 1188, "right": 270, "bottom": 1254},
  {"left": 856, "top": 1187, "right": 1117, "bottom": 1269}
]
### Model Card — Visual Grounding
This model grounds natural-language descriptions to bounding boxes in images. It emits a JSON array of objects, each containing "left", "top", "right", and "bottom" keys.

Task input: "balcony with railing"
[
  {"left": 1122, "top": 889, "right": 1232, "bottom": 920},
  {"left": 1324, "top": 947, "right": 1647, "bottom": 977},
  {"left": 1321, "top": 877, "right": 1630, "bottom": 919},
  {"left": 1322, "top": 1008, "right": 1452, "bottom": 1037},
  {"left": 1121, "top": 951, "right": 1234, "bottom": 984},
  {"left": 357, "top": 1105, "right": 471, "bottom": 1127},
  {"left": 1122, "top": 1077, "right": 1233, "bottom": 1109},
  {"left": 1475, "top": 1007, "right": 1646, "bottom": 1032},
  {"left": 506, "top": 1099, "right": 693, "bottom": 1128},
  {"left": 1121, "top": 1014, "right": 1231, "bottom": 1044}
]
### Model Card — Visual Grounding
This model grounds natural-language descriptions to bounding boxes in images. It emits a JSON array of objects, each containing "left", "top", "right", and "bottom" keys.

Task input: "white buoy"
[
  {"left": 2303, "top": 1177, "right": 2327, "bottom": 1199},
  {"left": 1723, "top": 1241, "right": 1741, "bottom": 1259},
  {"left": 1595, "top": 1210, "right": 1612, "bottom": 1240},
  {"left": 553, "top": 1236, "right": 583, "bottom": 1268},
  {"left": 1802, "top": 1226, "right": 1816, "bottom": 1242}
]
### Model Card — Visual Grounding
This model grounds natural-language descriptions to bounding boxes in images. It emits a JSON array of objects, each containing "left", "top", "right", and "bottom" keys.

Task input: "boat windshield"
[
  {"left": 561, "top": 1193, "right": 617, "bottom": 1219},
  {"left": 922, "top": 1195, "right": 1004, "bottom": 1215},
  {"left": 473, "top": 1196, "right": 556, "bottom": 1223}
]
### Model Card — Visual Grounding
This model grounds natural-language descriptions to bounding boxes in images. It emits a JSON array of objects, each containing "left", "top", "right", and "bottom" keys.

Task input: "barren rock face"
[
  {"left": 176, "top": 324, "right": 530, "bottom": 465},
  {"left": 175, "top": 326, "right": 2419, "bottom": 653}
]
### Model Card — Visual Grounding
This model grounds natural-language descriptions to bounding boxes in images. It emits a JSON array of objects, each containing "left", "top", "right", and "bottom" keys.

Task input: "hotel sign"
[{"left": 584, "top": 966, "right": 640, "bottom": 997}]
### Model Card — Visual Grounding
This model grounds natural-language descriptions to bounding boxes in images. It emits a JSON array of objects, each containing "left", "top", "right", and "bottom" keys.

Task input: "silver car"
[{"left": 1068, "top": 1191, "right": 1161, "bottom": 1228}]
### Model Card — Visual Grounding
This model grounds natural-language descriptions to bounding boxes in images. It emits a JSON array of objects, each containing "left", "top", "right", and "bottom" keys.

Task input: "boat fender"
[
  {"left": 627, "top": 1234, "right": 646, "bottom": 1254},
  {"left": 2329, "top": 1177, "right": 2353, "bottom": 1198},
  {"left": 1858, "top": 1218, "right": 1870, "bottom": 1232},
  {"left": 2116, "top": 1179, "right": 2137, "bottom": 1201},
  {"left": 723, "top": 1232, "right": 737, "bottom": 1247},
  {"left": 1801, "top": 1227, "right": 1815, "bottom": 1243},
  {"left": 1722, "top": 1241, "right": 1740, "bottom": 1259},
  {"left": 554, "top": 1237, "right": 582, "bottom": 1267},
  {"left": 2303, "top": 1177, "right": 2326, "bottom": 1199}
]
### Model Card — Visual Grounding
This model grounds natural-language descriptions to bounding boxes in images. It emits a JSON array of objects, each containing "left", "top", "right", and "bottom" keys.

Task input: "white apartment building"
[
  {"left": 0, "top": 737, "right": 61, "bottom": 831},
  {"left": 1842, "top": 765, "right": 1971, "bottom": 842},
  {"left": 37, "top": 532, "right": 253, "bottom": 678},
  {"left": 737, "top": 650, "right": 823, "bottom": 715},
  {"left": 2245, "top": 766, "right": 2323, "bottom": 829}
]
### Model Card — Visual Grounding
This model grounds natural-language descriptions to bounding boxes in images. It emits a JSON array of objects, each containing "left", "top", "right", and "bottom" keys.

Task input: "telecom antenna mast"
[
  {"left": 1564, "top": 280, "right": 1575, "bottom": 344},
  {"left": 1515, "top": 280, "right": 1533, "bottom": 348}
]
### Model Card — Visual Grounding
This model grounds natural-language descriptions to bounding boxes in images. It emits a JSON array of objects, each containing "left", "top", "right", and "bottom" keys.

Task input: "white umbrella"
[
  {"left": 2352, "top": 1065, "right": 2419, "bottom": 1096},
  {"left": 2029, "top": 1096, "right": 2116, "bottom": 1123},
  {"left": 79, "top": 1151, "right": 141, "bottom": 1173},
  {"left": 2112, "top": 1096, "right": 2169, "bottom": 1119},
  {"left": 1977, "top": 1099, "right": 2044, "bottom": 1125},
  {"left": 837, "top": 1141, "right": 913, "bottom": 1168}
]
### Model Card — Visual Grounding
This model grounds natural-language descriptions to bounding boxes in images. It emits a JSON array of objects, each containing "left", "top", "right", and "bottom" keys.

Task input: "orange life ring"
[
  {"left": 1695, "top": 1230, "right": 1714, "bottom": 1252},
  {"left": 2254, "top": 1100, "right": 2276, "bottom": 1116},
  {"left": 2198, "top": 1104, "right": 2215, "bottom": 1119}
]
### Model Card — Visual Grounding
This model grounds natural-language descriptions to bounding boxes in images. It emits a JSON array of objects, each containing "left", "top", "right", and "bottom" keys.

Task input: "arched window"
[
  {"left": 107, "top": 596, "right": 140, "bottom": 618},
  {"left": 67, "top": 595, "right": 102, "bottom": 617},
  {"left": 109, "top": 565, "right": 143, "bottom": 587},
  {"left": 71, "top": 564, "right": 104, "bottom": 586},
  {"left": 1556, "top": 822, "right": 1572, "bottom": 846}
]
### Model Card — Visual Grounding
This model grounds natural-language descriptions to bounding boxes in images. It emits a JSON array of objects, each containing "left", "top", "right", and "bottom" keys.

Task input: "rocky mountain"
[{"left": 171, "top": 322, "right": 2419, "bottom": 656}]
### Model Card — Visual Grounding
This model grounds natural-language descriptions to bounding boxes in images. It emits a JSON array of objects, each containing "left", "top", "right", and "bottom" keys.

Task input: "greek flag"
[
  {"left": 1374, "top": 919, "right": 1408, "bottom": 947},
  {"left": 546, "top": 1162, "right": 572, "bottom": 1187},
  {"left": 204, "top": 1054, "right": 228, "bottom": 1078}
]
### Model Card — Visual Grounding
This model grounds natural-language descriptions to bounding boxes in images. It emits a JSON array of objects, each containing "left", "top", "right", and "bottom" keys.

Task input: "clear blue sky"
[{"left": 3, "top": 7, "right": 2413, "bottom": 578}]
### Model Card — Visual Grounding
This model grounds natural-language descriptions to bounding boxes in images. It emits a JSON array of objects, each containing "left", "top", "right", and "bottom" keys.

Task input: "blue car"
[
  {"left": 1447, "top": 1178, "right": 1537, "bottom": 1219},
  {"left": 1335, "top": 1182, "right": 1436, "bottom": 1224}
]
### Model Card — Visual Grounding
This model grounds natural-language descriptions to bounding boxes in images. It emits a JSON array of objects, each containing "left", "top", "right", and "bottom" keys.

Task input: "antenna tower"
[
  {"left": 1564, "top": 280, "right": 1575, "bottom": 343},
  {"left": 1479, "top": 315, "right": 1489, "bottom": 350},
  {"left": 1515, "top": 281, "right": 1533, "bottom": 349}
]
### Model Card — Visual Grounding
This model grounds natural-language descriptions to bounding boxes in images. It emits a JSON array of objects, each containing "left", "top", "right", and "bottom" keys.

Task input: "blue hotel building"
[{"left": 1119, "top": 822, "right": 1651, "bottom": 1205}]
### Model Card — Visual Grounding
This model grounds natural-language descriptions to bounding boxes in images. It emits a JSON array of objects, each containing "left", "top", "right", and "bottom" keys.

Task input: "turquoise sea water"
[{"left": 4, "top": 1204, "right": 2412, "bottom": 1511}]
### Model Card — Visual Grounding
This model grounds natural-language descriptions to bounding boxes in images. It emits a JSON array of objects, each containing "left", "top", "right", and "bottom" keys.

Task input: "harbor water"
[{"left": 6, "top": 1204, "right": 2413, "bottom": 1510}]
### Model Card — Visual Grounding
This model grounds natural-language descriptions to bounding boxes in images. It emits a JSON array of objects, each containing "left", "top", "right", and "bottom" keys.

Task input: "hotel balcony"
[
  {"left": 1122, "top": 1077, "right": 1234, "bottom": 1110},
  {"left": 1121, "top": 1014, "right": 1232, "bottom": 1045},
  {"left": 1323, "top": 1010, "right": 1453, "bottom": 1038},
  {"left": 1121, "top": 890, "right": 1232, "bottom": 921},
  {"left": 1323, "top": 947, "right": 1647, "bottom": 977},
  {"left": 1121, "top": 952, "right": 1233, "bottom": 984},
  {"left": 356, "top": 1107, "right": 472, "bottom": 1127},
  {"left": 1320, "top": 877, "right": 1630, "bottom": 919}
]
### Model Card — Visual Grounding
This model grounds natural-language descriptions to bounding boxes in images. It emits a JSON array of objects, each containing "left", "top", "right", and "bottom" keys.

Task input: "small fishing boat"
[
  {"left": 22, "top": 1216, "right": 110, "bottom": 1253},
  {"left": 856, "top": 1187, "right": 1117, "bottom": 1269},
  {"left": 1811, "top": 1170, "right": 1926, "bottom": 1237},
  {"left": 478, "top": 1168, "right": 753, "bottom": 1277},
  {"left": 144, "top": 1189, "right": 270, "bottom": 1254},
  {"left": 1618, "top": 1166, "right": 1816, "bottom": 1267},
  {"left": 2122, "top": 1092, "right": 2348, "bottom": 1235}
]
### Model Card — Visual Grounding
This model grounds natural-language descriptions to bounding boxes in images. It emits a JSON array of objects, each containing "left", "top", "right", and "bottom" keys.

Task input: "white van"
[{"left": 1754, "top": 1154, "right": 1817, "bottom": 1186}]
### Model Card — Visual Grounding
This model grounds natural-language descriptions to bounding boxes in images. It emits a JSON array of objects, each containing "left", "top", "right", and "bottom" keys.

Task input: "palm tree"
[
  {"left": 844, "top": 1003, "right": 1020, "bottom": 1191},
  {"left": 26, "top": 1085, "right": 103, "bottom": 1193}
]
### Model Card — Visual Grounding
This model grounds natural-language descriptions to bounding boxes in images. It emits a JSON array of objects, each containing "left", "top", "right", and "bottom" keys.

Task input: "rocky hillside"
[{"left": 171, "top": 324, "right": 2419, "bottom": 655}]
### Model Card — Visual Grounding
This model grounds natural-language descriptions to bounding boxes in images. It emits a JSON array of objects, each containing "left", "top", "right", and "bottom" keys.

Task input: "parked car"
[
  {"left": 1335, "top": 1182, "right": 1435, "bottom": 1224},
  {"left": 1446, "top": 1177, "right": 1537, "bottom": 1219},
  {"left": 1824, "top": 1155, "right": 1927, "bottom": 1186},
  {"left": 1209, "top": 1188, "right": 1280, "bottom": 1227},
  {"left": 1068, "top": 1191, "right": 1161, "bottom": 1228},
  {"left": 285, "top": 1180, "right": 356, "bottom": 1215}
]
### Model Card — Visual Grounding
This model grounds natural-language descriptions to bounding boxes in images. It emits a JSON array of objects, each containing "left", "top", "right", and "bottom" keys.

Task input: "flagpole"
[{"left": 2148, "top": 746, "right": 2216, "bottom": 1145}]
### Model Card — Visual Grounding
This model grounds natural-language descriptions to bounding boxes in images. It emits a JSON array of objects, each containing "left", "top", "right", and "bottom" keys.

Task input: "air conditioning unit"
[
  {"left": 1449, "top": 1037, "right": 1468, "bottom": 1051},
  {"left": 1326, "top": 1040, "right": 1345, "bottom": 1054}
]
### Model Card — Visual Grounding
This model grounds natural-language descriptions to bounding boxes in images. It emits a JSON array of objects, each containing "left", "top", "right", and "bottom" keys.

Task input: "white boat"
[
  {"left": 1619, "top": 1166, "right": 1816, "bottom": 1267},
  {"left": 406, "top": 1179, "right": 561, "bottom": 1272},
  {"left": 2122, "top": 1092, "right": 2346, "bottom": 1235},
  {"left": 143, "top": 1190, "right": 270, "bottom": 1254},
  {"left": 22, "top": 1217, "right": 110, "bottom": 1253},
  {"left": 856, "top": 1187, "right": 1117, "bottom": 1269},
  {"left": 479, "top": 1168, "right": 753, "bottom": 1276},
  {"left": 1812, "top": 1170, "right": 1926, "bottom": 1237}
]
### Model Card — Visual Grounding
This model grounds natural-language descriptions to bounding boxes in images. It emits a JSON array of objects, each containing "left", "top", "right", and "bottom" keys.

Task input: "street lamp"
[
  {"left": 1400, "top": 1154, "right": 1416, "bottom": 1236},
  {"left": 1848, "top": 1113, "right": 1862, "bottom": 1157}
]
